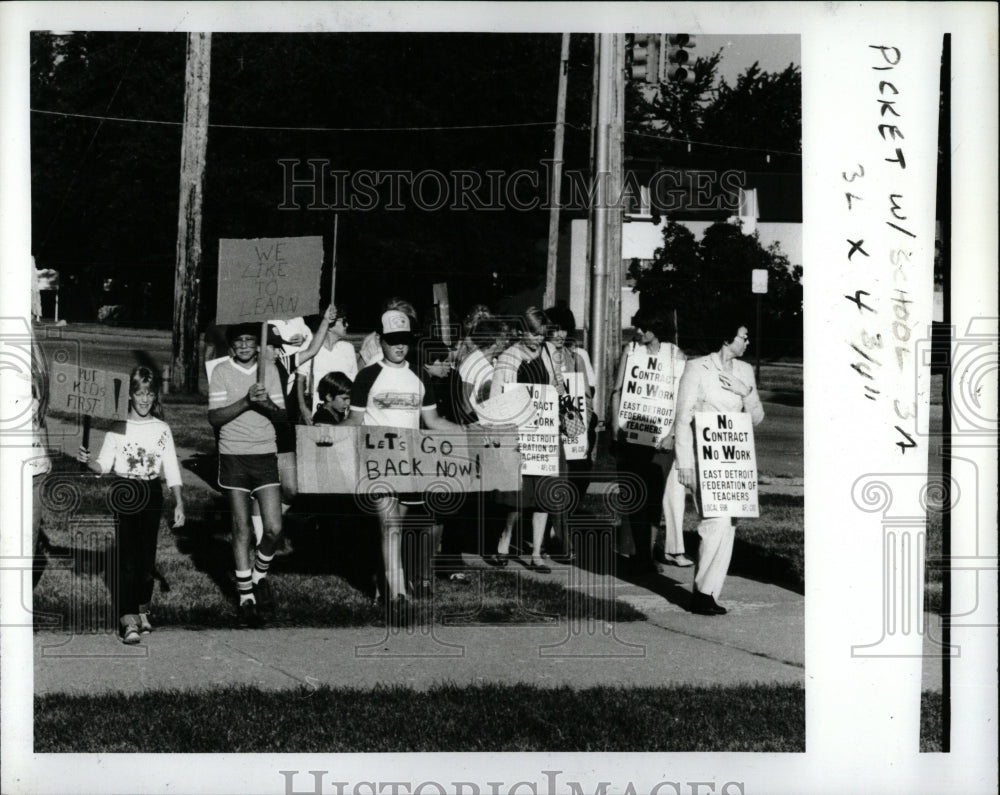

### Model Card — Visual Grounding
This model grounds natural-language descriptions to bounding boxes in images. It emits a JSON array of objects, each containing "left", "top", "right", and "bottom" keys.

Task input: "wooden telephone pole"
[
  {"left": 544, "top": 33, "right": 571, "bottom": 309},
  {"left": 171, "top": 33, "right": 212, "bottom": 393}
]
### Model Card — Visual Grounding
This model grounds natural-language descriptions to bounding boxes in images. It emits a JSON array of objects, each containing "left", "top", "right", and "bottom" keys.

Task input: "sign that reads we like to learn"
[
  {"left": 216, "top": 236, "right": 323, "bottom": 324},
  {"left": 694, "top": 411, "right": 759, "bottom": 518}
]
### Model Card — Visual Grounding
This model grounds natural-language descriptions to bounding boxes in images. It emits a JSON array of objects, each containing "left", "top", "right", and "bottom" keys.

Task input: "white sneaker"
[
  {"left": 138, "top": 612, "right": 153, "bottom": 634},
  {"left": 120, "top": 616, "right": 141, "bottom": 644}
]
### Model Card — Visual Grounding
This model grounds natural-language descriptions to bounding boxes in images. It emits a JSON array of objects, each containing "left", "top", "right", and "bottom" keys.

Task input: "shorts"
[{"left": 218, "top": 453, "right": 280, "bottom": 494}]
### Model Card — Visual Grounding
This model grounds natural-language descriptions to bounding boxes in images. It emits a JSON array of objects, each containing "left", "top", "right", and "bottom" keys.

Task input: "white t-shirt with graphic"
[{"left": 350, "top": 360, "right": 436, "bottom": 429}]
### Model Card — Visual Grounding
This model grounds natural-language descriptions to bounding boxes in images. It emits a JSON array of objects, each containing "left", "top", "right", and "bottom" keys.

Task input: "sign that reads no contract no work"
[
  {"left": 216, "top": 236, "right": 323, "bottom": 324},
  {"left": 694, "top": 411, "right": 759, "bottom": 518}
]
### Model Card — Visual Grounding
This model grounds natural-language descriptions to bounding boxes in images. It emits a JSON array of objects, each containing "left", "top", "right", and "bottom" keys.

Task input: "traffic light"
[
  {"left": 664, "top": 34, "right": 697, "bottom": 84},
  {"left": 625, "top": 33, "right": 661, "bottom": 84}
]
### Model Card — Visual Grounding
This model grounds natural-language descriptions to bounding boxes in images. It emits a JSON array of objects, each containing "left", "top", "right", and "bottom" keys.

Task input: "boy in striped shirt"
[{"left": 208, "top": 323, "right": 287, "bottom": 627}]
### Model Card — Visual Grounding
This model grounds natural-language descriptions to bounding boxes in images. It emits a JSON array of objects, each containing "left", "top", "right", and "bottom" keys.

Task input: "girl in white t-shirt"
[{"left": 78, "top": 366, "right": 185, "bottom": 644}]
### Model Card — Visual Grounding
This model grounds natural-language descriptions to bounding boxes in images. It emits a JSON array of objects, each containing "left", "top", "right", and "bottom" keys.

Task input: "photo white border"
[{"left": 2, "top": 3, "right": 996, "bottom": 794}]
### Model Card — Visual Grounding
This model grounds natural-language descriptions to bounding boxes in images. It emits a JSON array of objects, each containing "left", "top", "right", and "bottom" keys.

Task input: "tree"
[
  {"left": 700, "top": 62, "right": 801, "bottom": 160},
  {"left": 629, "top": 220, "right": 802, "bottom": 356},
  {"left": 626, "top": 54, "right": 801, "bottom": 171}
]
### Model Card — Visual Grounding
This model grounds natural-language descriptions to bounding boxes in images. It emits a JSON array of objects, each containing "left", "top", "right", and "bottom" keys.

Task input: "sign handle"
[
  {"left": 258, "top": 320, "right": 267, "bottom": 385},
  {"left": 80, "top": 415, "right": 92, "bottom": 472},
  {"left": 330, "top": 214, "right": 338, "bottom": 306}
]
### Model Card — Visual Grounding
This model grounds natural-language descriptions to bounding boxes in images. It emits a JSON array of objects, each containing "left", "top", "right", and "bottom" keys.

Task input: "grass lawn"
[
  {"left": 731, "top": 493, "right": 805, "bottom": 593},
  {"left": 35, "top": 682, "right": 806, "bottom": 752}
]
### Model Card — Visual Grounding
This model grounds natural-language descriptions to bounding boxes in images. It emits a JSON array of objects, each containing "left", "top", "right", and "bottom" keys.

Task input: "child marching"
[
  {"left": 208, "top": 323, "right": 288, "bottom": 627},
  {"left": 78, "top": 366, "right": 185, "bottom": 644}
]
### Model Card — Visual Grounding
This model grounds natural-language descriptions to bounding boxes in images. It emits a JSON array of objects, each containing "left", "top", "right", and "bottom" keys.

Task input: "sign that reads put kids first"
[
  {"left": 216, "top": 236, "right": 323, "bottom": 325},
  {"left": 694, "top": 411, "right": 759, "bottom": 518},
  {"left": 50, "top": 364, "right": 130, "bottom": 421}
]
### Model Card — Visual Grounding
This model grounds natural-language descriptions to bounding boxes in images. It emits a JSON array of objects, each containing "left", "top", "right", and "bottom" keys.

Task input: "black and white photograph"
[{"left": 1, "top": 3, "right": 996, "bottom": 794}]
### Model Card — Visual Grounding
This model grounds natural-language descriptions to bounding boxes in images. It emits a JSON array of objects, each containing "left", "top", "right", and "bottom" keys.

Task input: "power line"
[
  {"left": 30, "top": 108, "right": 558, "bottom": 133},
  {"left": 627, "top": 129, "right": 801, "bottom": 158},
  {"left": 32, "top": 107, "right": 801, "bottom": 156}
]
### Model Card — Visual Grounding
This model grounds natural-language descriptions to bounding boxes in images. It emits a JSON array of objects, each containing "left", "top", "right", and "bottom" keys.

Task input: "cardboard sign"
[
  {"left": 50, "top": 364, "right": 129, "bottom": 421},
  {"left": 504, "top": 384, "right": 560, "bottom": 476},
  {"left": 296, "top": 425, "right": 520, "bottom": 495},
  {"left": 617, "top": 347, "right": 683, "bottom": 447},
  {"left": 296, "top": 425, "right": 359, "bottom": 494},
  {"left": 216, "top": 236, "right": 323, "bottom": 324},
  {"left": 694, "top": 411, "right": 759, "bottom": 518},
  {"left": 561, "top": 372, "right": 589, "bottom": 460}
]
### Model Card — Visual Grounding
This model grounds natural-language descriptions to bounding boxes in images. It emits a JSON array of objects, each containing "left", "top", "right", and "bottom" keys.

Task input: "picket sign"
[
  {"left": 296, "top": 425, "right": 520, "bottom": 495},
  {"left": 616, "top": 345, "right": 683, "bottom": 448},
  {"left": 50, "top": 363, "right": 130, "bottom": 421},
  {"left": 216, "top": 236, "right": 324, "bottom": 325},
  {"left": 693, "top": 411, "right": 759, "bottom": 518},
  {"left": 561, "top": 371, "right": 589, "bottom": 460},
  {"left": 499, "top": 383, "right": 560, "bottom": 476}
]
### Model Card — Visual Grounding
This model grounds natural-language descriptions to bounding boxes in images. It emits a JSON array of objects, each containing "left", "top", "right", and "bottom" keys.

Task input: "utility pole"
[
  {"left": 544, "top": 33, "right": 571, "bottom": 309},
  {"left": 606, "top": 33, "right": 626, "bottom": 370},
  {"left": 588, "top": 34, "right": 613, "bottom": 418},
  {"left": 582, "top": 34, "right": 600, "bottom": 349},
  {"left": 171, "top": 33, "right": 211, "bottom": 393}
]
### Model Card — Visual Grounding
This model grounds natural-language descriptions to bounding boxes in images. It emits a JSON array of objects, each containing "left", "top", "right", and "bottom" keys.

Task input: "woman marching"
[
  {"left": 610, "top": 307, "right": 691, "bottom": 574},
  {"left": 78, "top": 366, "right": 185, "bottom": 643},
  {"left": 489, "top": 307, "right": 564, "bottom": 573},
  {"left": 674, "top": 320, "right": 764, "bottom": 615}
]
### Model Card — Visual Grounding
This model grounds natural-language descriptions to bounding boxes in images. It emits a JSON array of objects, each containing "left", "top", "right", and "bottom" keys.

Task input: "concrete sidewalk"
[
  {"left": 34, "top": 561, "right": 807, "bottom": 696},
  {"left": 34, "top": 557, "right": 949, "bottom": 695}
]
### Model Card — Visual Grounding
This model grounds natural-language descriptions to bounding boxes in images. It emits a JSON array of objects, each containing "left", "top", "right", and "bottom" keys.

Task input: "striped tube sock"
[
  {"left": 235, "top": 569, "right": 254, "bottom": 605},
  {"left": 252, "top": 550, "right": 274, "bottom": 585}
]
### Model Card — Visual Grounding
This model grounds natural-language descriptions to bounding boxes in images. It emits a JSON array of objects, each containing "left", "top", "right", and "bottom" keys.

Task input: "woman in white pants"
[{"left": 675, "top": 322, "right": 764, "bottom": 615}]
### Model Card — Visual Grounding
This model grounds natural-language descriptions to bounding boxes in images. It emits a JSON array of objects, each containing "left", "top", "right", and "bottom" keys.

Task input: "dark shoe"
[
  {"left": 414, "top": 579, "right": 434, "bottom": 600},
  {"left": 526, "top": 559, "right": 552, "bottom": 574},
  {"left": 253, "top": 578, "right": 275, "bottom": 622},
  {"left": 237, "top": 599, "right": 260, "bottom": 628},
  {"left": 690, "top": 590, "right": 727, "bottom": 616},
  {"left": 484, "top": 553, "right": 509, "bottom": 568}
]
